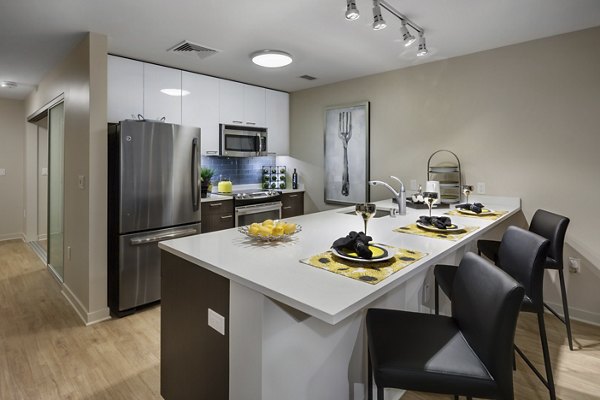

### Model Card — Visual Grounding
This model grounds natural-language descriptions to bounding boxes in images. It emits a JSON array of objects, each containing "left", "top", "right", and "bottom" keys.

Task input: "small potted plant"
[{"left": 200, "top": 167, "right": 215, "bottom": 198}]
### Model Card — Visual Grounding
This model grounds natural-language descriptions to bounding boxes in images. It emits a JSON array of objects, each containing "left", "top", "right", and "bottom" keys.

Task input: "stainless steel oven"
[
  {"left": 235, "top": 202, "right": 282, "bottom": 226},
  {"left": 220, "top": 124, "right": 268, "bottom": 157}
]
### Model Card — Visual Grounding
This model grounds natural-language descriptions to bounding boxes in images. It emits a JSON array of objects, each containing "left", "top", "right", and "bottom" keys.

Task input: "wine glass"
[
  {"left": 423, "top": 192, "right": 438, "bottom": 218},
  {"left": 462, "top": 185, "right": 473, "bottom": 204},
  {"left": 355, "top": 203, "right": 377, "bottom": 235}
]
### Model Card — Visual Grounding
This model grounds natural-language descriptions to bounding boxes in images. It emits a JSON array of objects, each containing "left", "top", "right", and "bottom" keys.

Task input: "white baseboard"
[
  {"left": 0, "top": 233, "right": 25, "bottom": 242},
  {"left": 545, "top": 301, "right": 600, "bottom": 327},
  {"left": 62, "top": 283, "right": 111, "bottom": 326},
  {"left": 37, "top": 234, "right": 47, "bottom": 241}
]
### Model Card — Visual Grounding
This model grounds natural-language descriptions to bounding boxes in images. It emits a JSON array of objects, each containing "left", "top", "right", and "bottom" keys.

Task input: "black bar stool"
[
  {"left": 367, "top": 252, "right": 525, "bottom": 400},
  {"left": 478, "top": 209, "right": 572, "bottom": 350},
  {"left": 435, "top": 226, "right": 556, "bottom": 400}
]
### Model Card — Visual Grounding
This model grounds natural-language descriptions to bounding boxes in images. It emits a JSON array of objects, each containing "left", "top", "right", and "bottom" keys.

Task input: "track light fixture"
[
  {"left": 417, "top": 34, "right": 428, "bottom": 56},
  {"left": 344, "top": 0, "right": 428, "bottom": 56},
  {"left": 400, "top": 21, "right": 416, "bottom": 47},
  {"left": 372, "top": 0, "right": 387, "bottom": 30},
  {"left": 345, "top": 0, "right": 360, "bottom": 20}
]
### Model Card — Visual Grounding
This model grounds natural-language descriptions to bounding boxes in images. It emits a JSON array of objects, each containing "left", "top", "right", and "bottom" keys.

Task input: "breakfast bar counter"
[{"left": 158, "top": 195, "right": 521, "bottom": 400}]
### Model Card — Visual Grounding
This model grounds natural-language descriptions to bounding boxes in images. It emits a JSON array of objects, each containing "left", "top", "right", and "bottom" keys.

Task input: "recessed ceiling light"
[
  {"left": 160, "top": 89, "right": 191, "bottom": 96},
  {"left": 250, "top": 50, "right": 293, "bottom": 68},
  {"left": 1, "top": 81, "right": 18, "bottom": 89}
]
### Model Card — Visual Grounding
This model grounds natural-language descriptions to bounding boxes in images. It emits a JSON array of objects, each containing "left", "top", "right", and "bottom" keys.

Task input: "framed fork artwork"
[{"left": 324, "top": 101, "right": 370, "bottom": 205}]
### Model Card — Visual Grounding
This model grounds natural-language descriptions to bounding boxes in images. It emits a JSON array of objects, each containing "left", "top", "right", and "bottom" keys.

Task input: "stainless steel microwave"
[{"left": 219, "top": 124, "right": 268, "bottom": 157}]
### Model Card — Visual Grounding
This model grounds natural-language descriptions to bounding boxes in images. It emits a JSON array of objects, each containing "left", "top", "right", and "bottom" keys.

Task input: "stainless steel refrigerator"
[{"left": 108, "top": 120, "right": 201, "bottom": 317}]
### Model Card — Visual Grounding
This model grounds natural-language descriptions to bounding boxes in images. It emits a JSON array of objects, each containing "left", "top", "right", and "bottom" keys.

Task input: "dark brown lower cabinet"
[
  {"left": 281, "top": 191, "right": 304, "bottom": 218},
  {"left": 161, "top": 251, "right": 230, "bottom": 400},
  {"left": 201, "top": 199, "right": 234, "bottom": 233}
]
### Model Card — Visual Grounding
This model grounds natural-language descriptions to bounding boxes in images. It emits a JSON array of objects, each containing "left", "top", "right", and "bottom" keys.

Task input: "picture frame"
[{"left": 324, "top": 101, "right": 370, "bottom": 205}]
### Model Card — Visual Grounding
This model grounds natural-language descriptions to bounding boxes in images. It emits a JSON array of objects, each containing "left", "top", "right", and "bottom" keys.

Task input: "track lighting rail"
[{"left": 379, "top": 0, "right": 423, "bottom": 34}]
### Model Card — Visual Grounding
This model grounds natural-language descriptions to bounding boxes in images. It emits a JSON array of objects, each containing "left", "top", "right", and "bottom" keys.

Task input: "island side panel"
[{"left": 161, "top": 251, "right": 230, "bottom": 400}]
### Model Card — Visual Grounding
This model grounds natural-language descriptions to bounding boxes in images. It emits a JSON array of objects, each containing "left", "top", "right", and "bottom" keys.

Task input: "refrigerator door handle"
[
  {"left": 192, "top": 137, "right": 200, "bottom": 211},
  {"left": 130, "top": 227, "right": 199, "bottom": 246}
]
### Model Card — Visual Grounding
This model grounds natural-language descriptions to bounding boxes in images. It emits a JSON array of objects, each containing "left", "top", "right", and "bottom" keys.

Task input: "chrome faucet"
[{"left": 369, "top": 176, "right": 406, "bottom": 215}]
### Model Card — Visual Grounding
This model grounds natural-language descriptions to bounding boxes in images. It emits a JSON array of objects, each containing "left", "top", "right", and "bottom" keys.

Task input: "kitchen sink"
[{"left": 342, "top": 209, "right": 391, "bottom": 218}]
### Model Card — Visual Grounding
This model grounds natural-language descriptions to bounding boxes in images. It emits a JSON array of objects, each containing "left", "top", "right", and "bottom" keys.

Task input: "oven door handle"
[{"left": 235, "top": 201, "right": 282, "bottom": 217}]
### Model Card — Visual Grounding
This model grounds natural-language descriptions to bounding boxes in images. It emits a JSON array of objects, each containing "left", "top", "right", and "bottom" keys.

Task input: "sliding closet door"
[{"left": 48, "top": 102, "right": 64, "bottom": 281}]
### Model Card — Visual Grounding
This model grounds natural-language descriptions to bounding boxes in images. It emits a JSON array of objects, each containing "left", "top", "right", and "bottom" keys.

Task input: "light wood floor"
[{"left": 1, "top": 240, "right": 599, "bottom": 400}]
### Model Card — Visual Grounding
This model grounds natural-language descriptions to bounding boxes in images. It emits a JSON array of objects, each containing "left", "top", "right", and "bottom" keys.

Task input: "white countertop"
[
  {"left": 200, "top": 193, "right": 232, "bottom": 203},
  {"left": 159, "top": 195, "right": 520, "bottom": 325}
]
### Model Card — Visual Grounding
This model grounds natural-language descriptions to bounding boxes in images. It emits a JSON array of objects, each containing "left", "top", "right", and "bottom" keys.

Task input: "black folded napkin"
[
  {"left": 418, "top": 216, "right": 453, "bottom": 229},
  {"left": 455, "top": 202, "right": 484, "bottom": 214},
  {"left": 332, "top": 231, "right": 373, "bottom": 259}
]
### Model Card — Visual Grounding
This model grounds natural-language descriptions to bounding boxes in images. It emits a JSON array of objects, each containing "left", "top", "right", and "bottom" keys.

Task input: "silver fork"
[{"left": 338, "top": 111, "right": 352, "bottom": 197}]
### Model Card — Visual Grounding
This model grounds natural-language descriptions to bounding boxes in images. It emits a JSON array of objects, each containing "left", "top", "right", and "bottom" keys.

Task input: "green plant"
[{"left": 200, "top": 167, "right": 215, "bottom": 184}]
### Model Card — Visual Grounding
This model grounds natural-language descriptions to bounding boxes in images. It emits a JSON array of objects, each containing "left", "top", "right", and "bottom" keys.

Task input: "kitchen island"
[{"left": 158, "top": 196, "right": 520, "bottom": 400}]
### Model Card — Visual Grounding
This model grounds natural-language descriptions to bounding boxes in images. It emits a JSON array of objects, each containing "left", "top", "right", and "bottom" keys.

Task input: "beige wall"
[
  {"left": 290, "top": 27, "right": 600, "bottom": 322},
  {"left": 25, "top": 32, "right": 108, "bottom": 324},
  {"left": 0, "top": 98, "right": 25, "bottom": 240}
]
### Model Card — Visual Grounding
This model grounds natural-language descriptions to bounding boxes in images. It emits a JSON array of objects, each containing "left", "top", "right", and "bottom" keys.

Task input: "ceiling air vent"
[
  {"left": 299, "top": 75, "right": 317, "bottom": 81},
  {"left": 167, "top": 40, "right": 220, "bottom": 60}
]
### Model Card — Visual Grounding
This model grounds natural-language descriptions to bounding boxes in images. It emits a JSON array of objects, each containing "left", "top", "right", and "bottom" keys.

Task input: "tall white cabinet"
[
  {"left": 266, "top": 89, "right": 290, "bottom": 155},
  {"left": 181, "top": 72, "right": 220, "bottom": 156},
  {"left": 108, "top": 55, "right": 290, "bottom": 156},
  {"left": 107, "top": 56, "right": 143, "bottom": 123},
  {"left": 143, "top": 64, "right": 182, "bottom": 124}
]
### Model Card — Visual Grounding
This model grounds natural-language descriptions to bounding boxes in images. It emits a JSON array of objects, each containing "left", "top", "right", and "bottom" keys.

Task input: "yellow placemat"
[
  {"left": 445, "top": 209, "right": 508, "bottom": 221},
  {"left": 301, "top": 245, "right": 427, "bottom": 285},
  {"left": 394, "top": 224, "right": 479, "bottom": 241}
]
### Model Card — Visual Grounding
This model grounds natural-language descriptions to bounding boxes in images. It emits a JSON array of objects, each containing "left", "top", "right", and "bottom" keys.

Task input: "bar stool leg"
[
  {"left": 377, "top": 386, "right": 384, "bottom": 400},
  {"left": 368, "top": 349, "right": 373, "bottom": 400},
  {"left": 538, "top": 311, "right": 557, "bottom": 400},
  {"left": 434, "top": 278, "right": 440, "bottom": 315},
  {"left": 558, "top": 269, "right": 574, "bottom": 351}
]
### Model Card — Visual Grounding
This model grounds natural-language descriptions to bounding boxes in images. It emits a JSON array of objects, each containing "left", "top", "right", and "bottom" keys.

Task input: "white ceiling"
[{"left": 1, "top": 0, "right": 600, "bottom": 100}]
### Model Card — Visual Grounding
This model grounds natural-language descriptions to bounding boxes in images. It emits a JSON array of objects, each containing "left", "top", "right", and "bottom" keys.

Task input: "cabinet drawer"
[
  {"left": 201, "top": 200, "right": 235, "bottom": 233},
  {"left": 281, "top": 192, "right": 304, "bottom": 219}
]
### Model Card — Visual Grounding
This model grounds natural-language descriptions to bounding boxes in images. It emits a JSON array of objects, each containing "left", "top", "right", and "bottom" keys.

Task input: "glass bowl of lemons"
[{"left": 239, "top": 219, "right": 302, "bottom": 241}]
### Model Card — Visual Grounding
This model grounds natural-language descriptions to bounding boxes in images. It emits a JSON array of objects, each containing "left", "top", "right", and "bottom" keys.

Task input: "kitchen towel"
[
  {"left": 394, "top": 224, "right": 479, "bottom": 241},
  {"left": 301, "top": 245, "right": 427, "bottom": 285}
]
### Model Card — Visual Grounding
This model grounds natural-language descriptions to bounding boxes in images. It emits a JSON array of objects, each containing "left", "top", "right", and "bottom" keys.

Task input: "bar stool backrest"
[{"left": 529, "top": 209, "right": 570, "bottom": 269}]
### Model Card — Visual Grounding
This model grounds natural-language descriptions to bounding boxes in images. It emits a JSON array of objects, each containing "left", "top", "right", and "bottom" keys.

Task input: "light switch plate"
[
  {"left": 0, "top": 168, "right": 6, "bottom": 176},
  {"left": 208, "top": 308, "right": 226, "bottom": 335},
  {"left": 476, "top": 182, "right": 486, "bottom": 194},
  {"left": 78, "top": 175, "right": 86, "bottom": 190},
  {"left": 41, "top": 168, "right": 48, "bottom": 176}
]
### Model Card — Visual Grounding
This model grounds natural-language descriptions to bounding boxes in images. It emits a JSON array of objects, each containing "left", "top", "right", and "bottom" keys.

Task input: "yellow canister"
[{"left": 218, "top": 179, "right": 232, "bottom": 193}]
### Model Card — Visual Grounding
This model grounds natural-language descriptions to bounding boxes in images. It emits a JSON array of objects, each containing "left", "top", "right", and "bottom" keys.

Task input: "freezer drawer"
[{"left": 117, "top": 223, "right": 200, "bottom": 312}]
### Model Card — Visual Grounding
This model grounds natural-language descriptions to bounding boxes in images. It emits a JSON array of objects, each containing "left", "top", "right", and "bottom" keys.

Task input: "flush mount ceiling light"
[
  {"left": 372, "top": 0, "right": 387, "bottom": 30},
  {"left": 160, "top": 89, "right": 191, "bottom": 96},
  {"left": 0, "top": 81, "right": 18, "bottom": 88},
  {"left": 345, "top": 0, "right": 360, "bottom": 20},
  {"left": 344, "top": 0, "right": 428, "bottom": 56},
  {"left": 250, "top": 50, "right": 293, "bottom": 68}
]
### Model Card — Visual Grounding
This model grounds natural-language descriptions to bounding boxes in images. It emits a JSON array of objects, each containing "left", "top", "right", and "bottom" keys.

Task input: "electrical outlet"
[
  {"left": 569, "top": 257, "right": 581, "bottom": 273},
  {"left": 78, "top": 175, "right": 86, "bottom": 190},
  {"left": 67, "top": 246, "right": 72, "bottom": 261},
  {"left": 0, "top": 168, "right": 6, "bottom": 176},
  {"left": 410, "top": 179, "right": 417, "bottom": 191},
  {"left": 208, "top": 308, "right": 225, "bottom": 335},
  {"left": 41, "top": 168, "right": 48, "bottom": 176},
  {"left": 476, "top": 182, "right": 486, "bottom": 194}
]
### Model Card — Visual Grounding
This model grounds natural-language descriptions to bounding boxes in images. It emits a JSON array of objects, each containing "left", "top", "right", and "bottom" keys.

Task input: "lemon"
[
  {"left": 248, "top": 224, "right": 260, "bottom": 235},
  {"left": 262, "top": 219, "right": 275, "bottom": 227},
  {"left": 258, "top": 225, "right": 273, "bottom": 236},
  {"left": 272, "top": 226, "right": 284, "bottom": 237},
  {"left": 283, "top": 223, "right": 296, "bottom": 235}
]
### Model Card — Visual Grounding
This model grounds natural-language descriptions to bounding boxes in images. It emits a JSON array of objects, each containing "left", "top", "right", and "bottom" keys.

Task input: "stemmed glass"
[
  {"left": 355, "top": 203, "right": 377, "bottom": 235},
  {"left": 423, "top": 192, "right": 438, "bottom": 218},
  {"left": 462, "top": 185, "right": 473, "bottom": 204}
]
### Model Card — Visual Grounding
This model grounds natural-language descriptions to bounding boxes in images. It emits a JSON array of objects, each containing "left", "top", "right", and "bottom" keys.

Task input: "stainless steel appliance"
[
  {"left": 233, "top": 190, "right": 282, "bottom": 226},
  {"left": 108, "top": 120, "right": 201, "bottom": 317},
  {"left": 220, "top": 124, "right": 268, "bottom": 157}
]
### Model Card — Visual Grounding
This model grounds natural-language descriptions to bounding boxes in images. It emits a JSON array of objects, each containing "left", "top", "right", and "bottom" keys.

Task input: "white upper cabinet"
[
  {"left": 266, "top": 90, "right": 290, "bottom": 155},
  {"left": 107, "top": 55, "right": 143, "bottom": 123},
  {"left": 219, "top": 80, "right": 266, "bottom": 127},
  {"left": 181, "top": 72, "right": 220, "bottom": 156},
  {"left": 243, "top": 85, "right": 266, "bottom": 127},
  {"left": 143, "top": 63, "right": 182, "bottom": 124}
]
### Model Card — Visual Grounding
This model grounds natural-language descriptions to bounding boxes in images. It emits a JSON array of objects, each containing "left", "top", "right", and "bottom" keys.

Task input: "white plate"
[
  {"left": 457, "top": 208, "right": 496, "bottom": 216},
  {"left": 416, "top": 221, "right": 465, "bottom": 233},
  {"left": 330, "top": 245, "right": 395, "bottom": 263}
]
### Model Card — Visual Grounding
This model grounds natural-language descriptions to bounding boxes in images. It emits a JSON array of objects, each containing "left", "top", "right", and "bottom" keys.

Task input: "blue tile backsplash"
[{"left": 201, "top": 155, "right": 276, "bottom": 185}]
